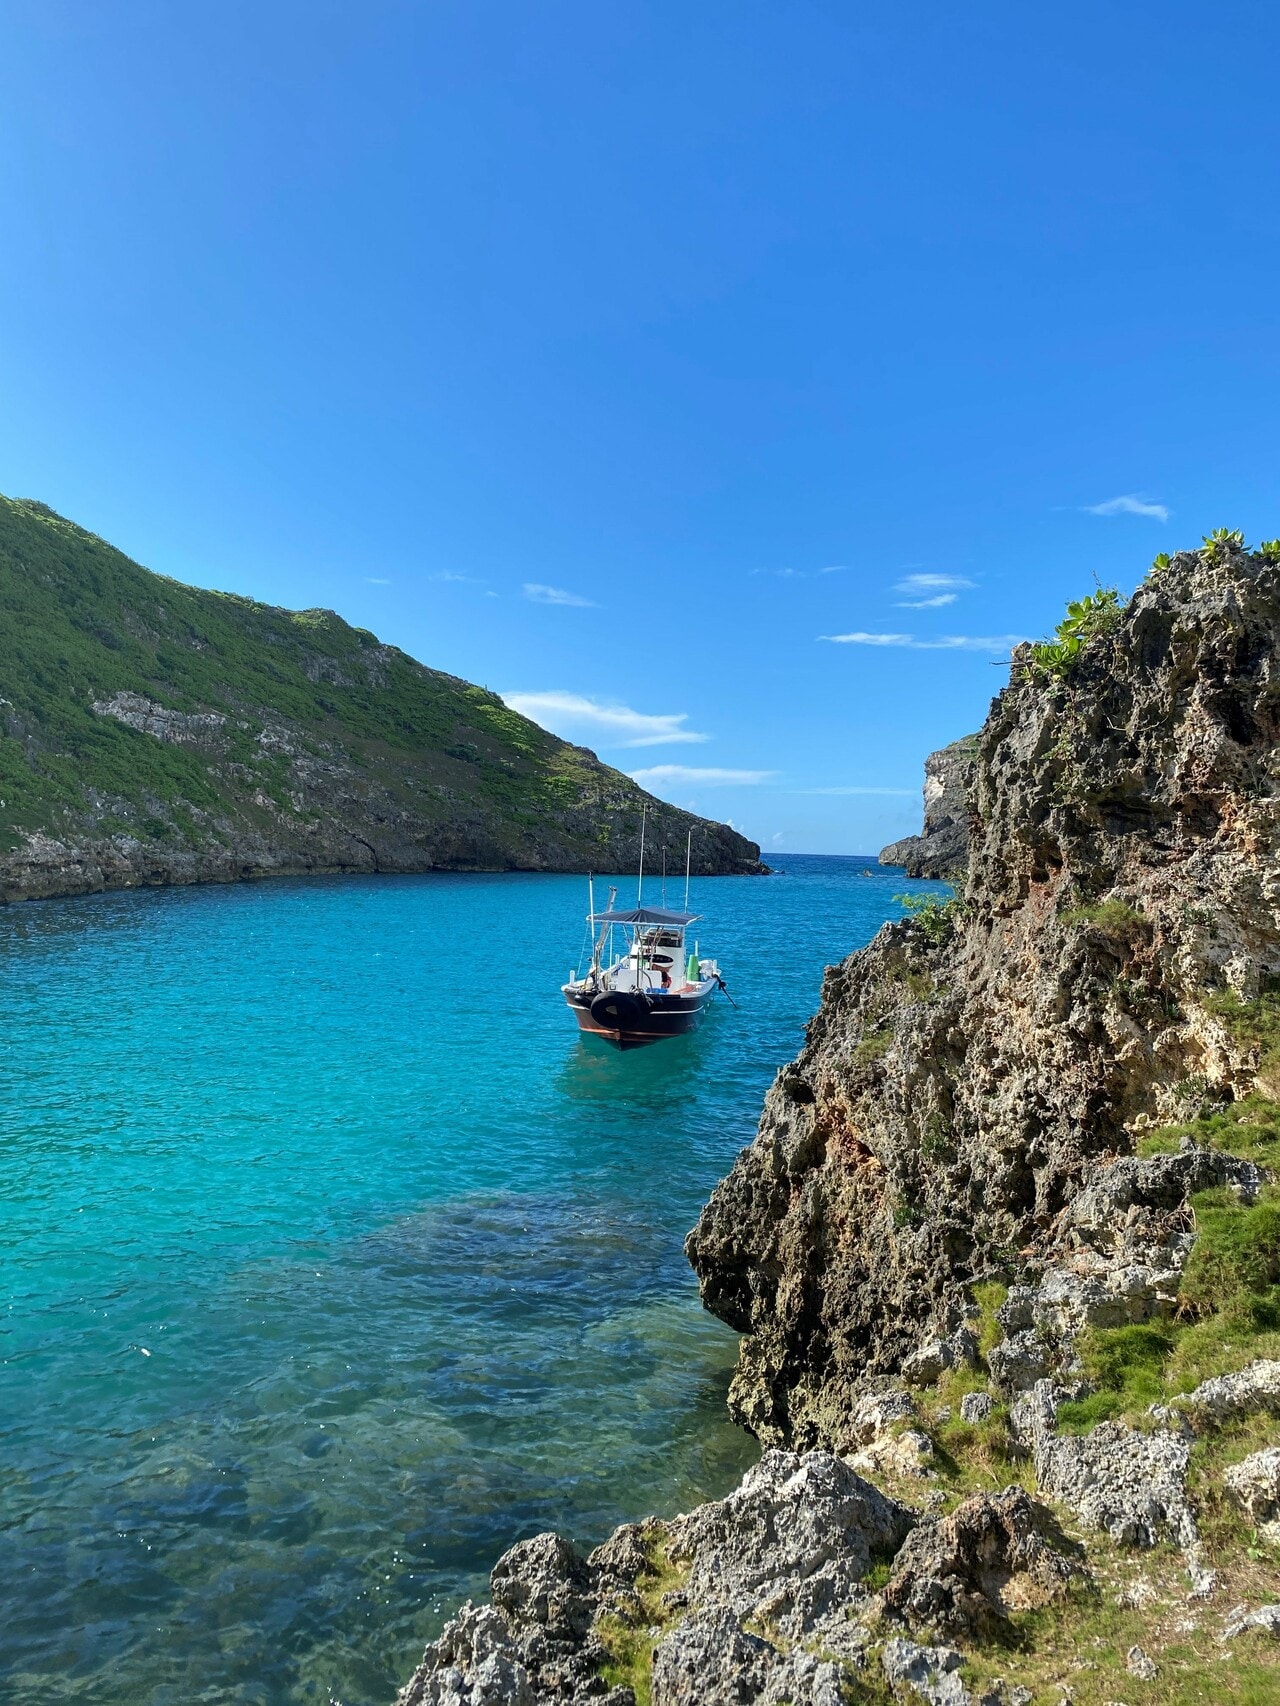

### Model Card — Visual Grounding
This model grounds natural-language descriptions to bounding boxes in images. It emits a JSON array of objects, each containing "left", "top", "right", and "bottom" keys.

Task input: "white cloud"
[
  {"left": 363, "top": 576, "right": 390, "bottom": 585},
  {"left": 523, "top": 583, "right": 597, "bottom": 607},
  {"left": 432, "top": 571, "right": 485, "bottom": 584},
  {"left": 501, "top": 691, "right": 709, "bottom": 748},
  {"left": 820, "top": 632, "right": 1024, "bottom": 652},
  {"left": 1084, "top": 494, "right": 1169, "bottom": 522},
  {"left": 751, "top": 563, "right": 849, "bottom": 580},
  {"left": 893, "top": 574, "right": 973, "bottom": 608},
  {"left": 630, "top": 765, "right": 776, "bottom": 787},
  {"left": 797, "top": 785, "right": 919, "bottom": 796},
  {"left": 895, "top": 573, "right": 975, "bottom": 591}
]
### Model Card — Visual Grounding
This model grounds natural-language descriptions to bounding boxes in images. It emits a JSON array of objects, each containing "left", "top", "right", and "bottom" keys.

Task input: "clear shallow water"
[{"left": 0, "top": 855, "right": 942, "bottom": 1705}]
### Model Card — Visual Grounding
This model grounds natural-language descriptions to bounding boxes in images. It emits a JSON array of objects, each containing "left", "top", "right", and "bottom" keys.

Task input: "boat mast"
[
  {"left": 637, "top": 805, "right": 646, "bottom": 906},
  {"left": 588, "top": 872, "right": 597, "bottom": 970},
  {"left": 684, "top": 829, "right": 692, "bottom": 911}
]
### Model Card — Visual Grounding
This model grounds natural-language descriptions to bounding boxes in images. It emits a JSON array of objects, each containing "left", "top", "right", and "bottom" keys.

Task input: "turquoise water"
[{"left": 0, "top": 856, "right": 940, "bottom": 1705}]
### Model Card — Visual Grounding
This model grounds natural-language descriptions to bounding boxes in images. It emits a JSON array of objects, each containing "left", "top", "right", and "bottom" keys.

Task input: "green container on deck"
[{"left": 686, "top": 952, "right": 700, "bottom": 983}]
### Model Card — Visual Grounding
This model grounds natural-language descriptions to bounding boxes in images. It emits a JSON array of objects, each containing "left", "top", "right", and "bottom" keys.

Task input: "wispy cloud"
[
  {"left": 820, "top": 632, "right": 1024, "bottom": 653},
  {"left": 630, "top": 765, "right": 776, "bottom": 787},
  {"left": 523, "top": 583, "right": 597, "bottom": 607},
  {"left": 796, "top": 785, "right": 919, "bottom": 796},
  {"left": 751, "top": 563, "right": 849, "bottom": 580},
  {"left": 894, "top": 572, "right": 973, "bottom": 609},
  {"left": 432, "top": 571, "right": 485, "bottom": 584},
  {"left": 1084, "top": 494, "right": 1169, "bottom": 522},
  {"left": 363, "top": 576, "right": 390, "bottom": 585},
  {"left": 501, "top": 691, "right": 709, "bottom": 748},
  {"left": 896, "top": 573, "right": 975, "bottom": 591}
]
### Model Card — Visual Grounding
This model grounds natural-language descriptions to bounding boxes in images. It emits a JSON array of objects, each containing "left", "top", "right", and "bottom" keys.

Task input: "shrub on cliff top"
[
  {"left": 894, "top": 891, "right": 964, "bottom": 944},
  {"left": 1201, "top": 527, "right": 1246, "bottom": 561},
  {"left": 1028, "top": 586, "right": 1122, "bottom": 679}
]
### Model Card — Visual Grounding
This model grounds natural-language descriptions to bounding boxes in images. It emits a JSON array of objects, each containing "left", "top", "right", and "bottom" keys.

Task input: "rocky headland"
[
  {"left": 878, "top": 736, "right": 978, "bottom": 880},
  {"left": 399, "top": 535, "right": 1280, "bottom": 1705},
  {"left": 0, "top": 496, "right": 761, "bottom": 903}
]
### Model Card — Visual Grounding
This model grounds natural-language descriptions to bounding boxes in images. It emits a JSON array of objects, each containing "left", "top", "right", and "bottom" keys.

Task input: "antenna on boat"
[
  {"left": 637, "top": 805, "right": 646, "bottom": 906},
  {"left": 662, "top": 847, "right": 667, "bottom": 908},
  {"left": 684, "top": 829, "right": 692, "bottom": 911}
]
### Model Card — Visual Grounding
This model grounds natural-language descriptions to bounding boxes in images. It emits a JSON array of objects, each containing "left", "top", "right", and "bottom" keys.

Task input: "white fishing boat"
[{"left": 561, "top": 820, "right": 731, "bottom": 1050}]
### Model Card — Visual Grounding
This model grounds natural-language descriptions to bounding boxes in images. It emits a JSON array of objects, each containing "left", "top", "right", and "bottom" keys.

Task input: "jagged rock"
[
  {"left": 688, "top": 541, "right": 1280, "bottom": 1450},
  {"left": 1223, "top": 1447, "right": 1280, "bottom": 1523},
  {"left": 650, "top": 1608, "right": 772, "bottom": 1704},
  {"left": 849, "top": 1388, "right": 918, "bottom": 1444},
  {"left": 651, "top": 1609, "right": 850, "bottom": 1706},
  {"left": 879, "top": 1637, "right": 975, "bottom": 1705},
  {"left": 879, "top": 736, "right": 978, "bottom": 880},
  {"left": 1126, "top": 1645, "right": 1158, "bottom": 1680},
  {"left": 1187, "top": 1361, "right": 1280, "bottom": 1426},
  {"left": 849, "top": 1428, "right": 936, "bottom": 1479},
  {"left": 1034, "top": 1422, "right": 1195, "bottom": 1550},
  {"left": 960, "top": 1392, "right": 993, "bottom": 1424},
  {"left": 1222, "top": 1604, "right": 1280, "bottom": 1639},
  {"left": 903, "top": 1339, "right": 954, "bottom": 1387},
  {"left": 881, "top": 1487, "right": 1081, "bottom": 1637},
  {"left": 490, "top": 1532, "right": 596, "bottom": 1641},
  {"left": 395, "top": 1603, "right": 536, "bottom": 1706},
  {"left": 987, "top": 1331, "right": 1055, "bottom": 1397},
  {"left": 671, "top": 1449, "right": 915, "bottom": 1629}
]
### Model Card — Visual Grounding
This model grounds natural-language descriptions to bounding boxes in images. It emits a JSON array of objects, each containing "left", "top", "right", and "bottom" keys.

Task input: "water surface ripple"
[{"left": 0, "top": 856, "right": 940, "bottom": 1704}]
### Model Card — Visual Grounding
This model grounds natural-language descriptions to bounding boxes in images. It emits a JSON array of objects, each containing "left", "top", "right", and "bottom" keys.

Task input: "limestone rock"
[
  {"left": 1223, "top": 1447, "right": 1280, "bottom": 1523},
  {"left": 1034, "top": 1422, "right": 1195, "bottom": 1551},
  {"left": 879, "top": 1637, "right": 977, "bottom": 1705},
  {"left": 1222, "top": 1604, "right": 1280, "bottom": 1640},
  {"left": 879, "top": 736, "right": 979, "bottom": 880},
  {"left": 1188, "top": 1360, "right": 1280, "bottom": 1426},
  {"left": 1126, "top": 1645, "right": 1158, "bottom": 1680},
  {"left": 672, "top": 1449, "right": 915, "bottom": 1628},
  {"left": 688, "top": 541, "right": 1280, "bottom": 1449},
  {"left": 881, "top": 1487, "right": 1081, "bottom": 1637},
  {"left": 849, "top": 1428, "right": 936, "bottom": 1479},
  {"left": 959, "top": 1392, "right": 993, "bottom": 1424}
]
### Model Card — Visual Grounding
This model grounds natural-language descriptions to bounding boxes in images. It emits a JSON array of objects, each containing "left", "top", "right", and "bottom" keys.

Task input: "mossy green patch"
[{"left": 596, "top": 1533, "right": 689, "bottom": 1706}]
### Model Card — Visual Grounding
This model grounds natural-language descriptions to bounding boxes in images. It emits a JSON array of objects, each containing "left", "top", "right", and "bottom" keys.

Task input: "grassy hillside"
[{"left": 0, "top": 496, "right": 761, "bottom": 899}]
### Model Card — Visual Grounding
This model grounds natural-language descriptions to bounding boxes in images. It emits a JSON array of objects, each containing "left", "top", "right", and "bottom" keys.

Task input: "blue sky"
[{"left": 2, "top": 2, "right": 1278, "bottom": 853}]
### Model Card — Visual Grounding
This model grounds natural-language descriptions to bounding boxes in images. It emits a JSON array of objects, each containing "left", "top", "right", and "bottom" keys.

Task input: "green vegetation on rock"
[{"left": 0, "top": 495, "right": 761, "bottom": 897}]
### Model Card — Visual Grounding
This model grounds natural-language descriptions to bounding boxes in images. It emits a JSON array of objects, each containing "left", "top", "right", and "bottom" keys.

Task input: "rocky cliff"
[
  {"left": 399, "top": 536, "right": 1280, "bottom": 1704},
  {"left": 878, "top": 736, "right": 977, "bottom": 879},
  {"left": 0, "top": 497, "right": 761, "bottom": 902}
]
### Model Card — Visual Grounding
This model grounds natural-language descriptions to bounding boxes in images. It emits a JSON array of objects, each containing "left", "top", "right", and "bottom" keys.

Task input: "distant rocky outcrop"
[
  {"left": 0, "top": 496, "right": 761, "bottom": 902},
  {"left": 399, "top": 537, "right": 1280, "bottom": 1703},
  {"left": 878, "top": 735, "right": 978, "bottom": 878}
]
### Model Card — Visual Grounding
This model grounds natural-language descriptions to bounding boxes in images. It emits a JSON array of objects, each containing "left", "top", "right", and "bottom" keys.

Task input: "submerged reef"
[{"left": 399, "top": 536, "right": 1280, "bottom": 1704}]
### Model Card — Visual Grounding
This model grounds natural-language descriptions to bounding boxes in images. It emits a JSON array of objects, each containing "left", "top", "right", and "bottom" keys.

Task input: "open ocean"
[{"left": 0, "top": 855, "right": 943, "bottom": 1705}]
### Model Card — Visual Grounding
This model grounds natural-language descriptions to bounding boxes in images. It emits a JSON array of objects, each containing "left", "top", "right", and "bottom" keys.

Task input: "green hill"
[{"left": 0, "top": 496, "right": 761, "bottom": 902}]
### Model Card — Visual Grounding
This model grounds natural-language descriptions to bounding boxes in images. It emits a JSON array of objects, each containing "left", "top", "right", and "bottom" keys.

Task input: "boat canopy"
[{"left": 589, "top": 906, "right": 698, "bottom": 926}]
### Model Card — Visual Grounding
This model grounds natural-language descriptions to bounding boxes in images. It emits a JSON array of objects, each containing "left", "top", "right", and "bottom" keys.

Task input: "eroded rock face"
[
  {"left": 687, "top": 542, "right": 1280, "bottom": 1449},
  {"left": 879, "top": 737, "right": 979, "bottom": 880},
  {"left": 395, "top": 1451, "right": 912, "bottom": 1706},
  {"left": 881, "top": 1488, "right": 1080, "bottom": 1637}
]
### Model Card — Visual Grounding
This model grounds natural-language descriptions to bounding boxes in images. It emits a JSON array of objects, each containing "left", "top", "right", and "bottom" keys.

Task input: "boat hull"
[{"left": 564, "top": 985, "right": 714, "bottom": 1049}]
